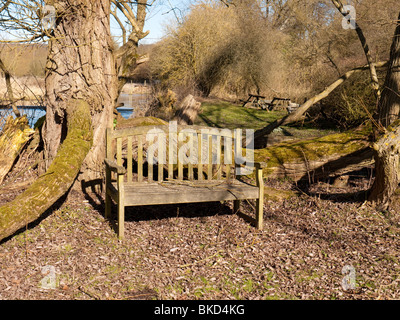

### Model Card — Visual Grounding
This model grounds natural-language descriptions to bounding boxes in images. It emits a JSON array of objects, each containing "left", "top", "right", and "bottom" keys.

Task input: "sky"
[
  {"left": 135, "top": 0, "right": 193, "bottom": 44},
  {"left": 110, "top": 0, "right": 194, "bottom": 45},
  {"left": 0, "top": 1, "right": 194, "bottom": 44}
]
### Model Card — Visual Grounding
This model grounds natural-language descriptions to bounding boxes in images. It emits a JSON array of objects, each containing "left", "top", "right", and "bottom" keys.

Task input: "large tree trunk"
[
  {"left": 369, "top": 12, "right": 400, "bottom": 209},
  {"left": 376, "top": 14, "right": 400, "bottom": 128},
  {"left": 369, "top": 123, "right": 400, "bottom": 210},
  {"left": 0, "top": 1, "right": 118, "bottom": 241},
  {"left": 44, "top": 0, "right": 118, "bottom": 185}
]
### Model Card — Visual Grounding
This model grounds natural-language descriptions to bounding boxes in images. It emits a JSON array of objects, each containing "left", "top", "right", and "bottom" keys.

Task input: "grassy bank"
[{"left": 195, "top": 101, "right": 337, "bottom": 140}]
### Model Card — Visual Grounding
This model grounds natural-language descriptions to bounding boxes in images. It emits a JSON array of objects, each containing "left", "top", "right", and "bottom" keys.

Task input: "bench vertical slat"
[
  {"left": 106, "top": 128, "right": 114, "bottom": 181},
  {"left": 138, "top": 135, "right": 143, "bottom": 182},
  {"left": 178, "top": 132, "right": 183, "bottom": 180},
  {"left": 168, "top": 159, "right": 174, "bottom": 180},
  {"left": 198, "top": 133, "right": 203, "bottom": 180},
  {"left": 127, "top": 136, "right": 132, "bottom": 183},
  {"left": 148, "top": 133, "right": 153, "bottom": 182},
  {"left": 256, "top": 166, "right": 264, "bottom": 230},
  {"left": 225, "top": 135, "right": 233, "bottom": 180},
  {"left": 234, "top": 131, "right": 242, "bottom": 180},
  {"left": 158, "top": 133, "right": 164, "bottom": 182},
  {"left": 188, "top": 133, "right": 194, "bottom": 180},
  {"left": 216, "top": 135, "right": 222, "bottom": 180},
  {"left": 208, "top": 134, "right": 213, "bottom": 180},
  {"left": 116, "top": 137, "right": 124, "bottom": 183},
  {"left": 116, "top": 137, "right": 123, "bottom": 164}
]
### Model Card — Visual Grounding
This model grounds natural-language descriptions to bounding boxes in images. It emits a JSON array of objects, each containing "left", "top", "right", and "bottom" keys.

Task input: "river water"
[{"left": 0, "top": 92, "right": 148, "bottom": 128}]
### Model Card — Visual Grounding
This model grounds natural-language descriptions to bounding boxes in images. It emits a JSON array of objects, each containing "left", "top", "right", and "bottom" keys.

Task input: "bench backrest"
[{"left": 106, "top": 124, "right": 253, "bottom": 183}]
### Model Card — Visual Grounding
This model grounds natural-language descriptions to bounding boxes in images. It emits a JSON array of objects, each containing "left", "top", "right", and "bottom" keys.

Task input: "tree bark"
[
  {"left": 0, "top": 116, "right": 34, "bottom": 184},
  {"left": 368, "top": 123, "right": 400, "bottom": 210},
  {"left": 43, "top": 1, "right": 118, "bottom": 185},
  {"left": 376, "top": 13, "right": 400, "bottom": 128},
  {"left": 369, "top": 12, "right": 400, "bottom": 209}
]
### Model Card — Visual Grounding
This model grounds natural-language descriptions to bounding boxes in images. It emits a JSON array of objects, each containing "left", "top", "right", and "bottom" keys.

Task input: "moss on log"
[
  {"left": 115, "top": 116, "right": 168, "bottom": 129},
  {"left": 253, "top": 126, "right": 373, "bottom": 181},
  {"left": 0, "top": 99, "right": 93, "bottom": 241},
  {"left": 0, "top": 116, "right": 35, "bottom": 184}
]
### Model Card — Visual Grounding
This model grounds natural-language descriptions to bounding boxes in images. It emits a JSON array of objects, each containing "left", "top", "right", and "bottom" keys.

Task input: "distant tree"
[
  {"left": 368, "top": 11, "right": 400, "bottom": 210},
  {"left": 0, "top": 0, "right": 151, "bottom": 241}
]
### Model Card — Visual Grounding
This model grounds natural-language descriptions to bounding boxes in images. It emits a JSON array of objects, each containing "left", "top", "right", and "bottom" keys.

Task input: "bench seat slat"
[{"left": 111, "top": 181, "right": 259, "bottom": 206}]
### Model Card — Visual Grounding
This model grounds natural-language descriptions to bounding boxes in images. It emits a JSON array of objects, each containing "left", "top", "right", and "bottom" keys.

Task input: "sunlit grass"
[
  {"left": 195, "top": 101, "right": 337, "bottom": 138},
  {"left": 195, "top": 101, "right": 285, "bottom": 130}
]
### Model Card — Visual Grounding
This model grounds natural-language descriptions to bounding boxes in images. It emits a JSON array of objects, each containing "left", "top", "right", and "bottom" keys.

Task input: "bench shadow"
[
  {"left": 296, "top": 167, "right": 373, "bottom": 204},
  {"left": 123, "top": 201, "right": 234, "bottom": 223}
]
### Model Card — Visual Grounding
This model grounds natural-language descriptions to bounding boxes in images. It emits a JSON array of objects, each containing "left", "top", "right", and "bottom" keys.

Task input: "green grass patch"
[
  {"left": 195, "top": 101, "right": 286, "bottom": 130},
  {"left": 195, "top": 101, "right": 337, "bottom": 140}
]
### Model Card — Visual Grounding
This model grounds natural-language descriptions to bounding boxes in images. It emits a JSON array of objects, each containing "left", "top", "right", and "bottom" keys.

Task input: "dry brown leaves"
[{"left": 1, "top": 175, "right": 400, "bottom": 300}]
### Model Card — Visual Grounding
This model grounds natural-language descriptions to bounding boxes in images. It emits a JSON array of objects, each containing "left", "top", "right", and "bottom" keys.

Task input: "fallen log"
[
  {"left": 253, "top": 126, "right": 373, "bottom": 182},
  {"left": 0, "top": 116, "right": 34, "bottom": 185},
  {"left": 0, "top": 99, "right": 93, "bottom": 241}
]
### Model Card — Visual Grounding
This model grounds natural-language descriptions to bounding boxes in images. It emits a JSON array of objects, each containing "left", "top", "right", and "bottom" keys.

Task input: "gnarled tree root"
[{"left": 0, "top": 99, "right": 93, "bottom": 241}]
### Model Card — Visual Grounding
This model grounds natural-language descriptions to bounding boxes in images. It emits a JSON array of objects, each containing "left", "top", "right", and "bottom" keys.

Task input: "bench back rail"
[{"left": 106, "top": 125, "right": 251, "bottom": 183}]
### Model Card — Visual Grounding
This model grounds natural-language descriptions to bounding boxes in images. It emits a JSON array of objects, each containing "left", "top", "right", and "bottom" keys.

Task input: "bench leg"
[
  {"left": 256, "top": 197, "right": 263, "bottom": 230},
  {"left": 256, "top": 167, "right": 264, "bottom": 230},
  {"left": 233, "top": 200, "right": 240, "bottom": 214},
  {"left": 105, "top": 192, "right": 111, "bottom": 219},
  {"left": 118, "top": 201, "right": 125, "bottom": 240}
]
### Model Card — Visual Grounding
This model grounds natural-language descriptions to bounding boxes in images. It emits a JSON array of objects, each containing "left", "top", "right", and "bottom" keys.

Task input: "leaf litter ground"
[{"left": 1, "top": 172, "right": 400, "bottom": 300}]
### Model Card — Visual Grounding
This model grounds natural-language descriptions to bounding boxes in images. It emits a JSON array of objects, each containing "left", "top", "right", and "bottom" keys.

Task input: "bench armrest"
[
  {"left": 104, "top": 158, "right": 127, "bottom": 175},
  {"left": 237, "top": 161, "right": 267, "bottom": 169},
  {"left": 253, "top": 162, "right": 267, "bottom": 169}
]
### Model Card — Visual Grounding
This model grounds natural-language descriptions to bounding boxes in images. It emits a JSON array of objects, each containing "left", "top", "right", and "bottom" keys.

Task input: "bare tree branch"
[
  {"left": 331, "top": 0, "right": 381, "bottom": 99},
  {"left": 253, "top": 61, "right": 388, "bottom": 148}
]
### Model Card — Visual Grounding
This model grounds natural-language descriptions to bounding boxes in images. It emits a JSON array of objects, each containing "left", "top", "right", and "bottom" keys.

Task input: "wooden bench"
[{"left": 104, "top": 124, "right": 266, "bottom": 239}]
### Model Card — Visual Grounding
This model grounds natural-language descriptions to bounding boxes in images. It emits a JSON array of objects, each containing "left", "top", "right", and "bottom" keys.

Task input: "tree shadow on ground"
[{"left": 296, "top": 167, "right": 373, "bottom": 204}]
